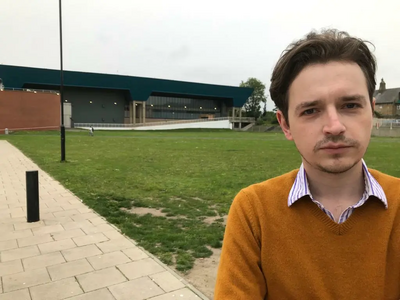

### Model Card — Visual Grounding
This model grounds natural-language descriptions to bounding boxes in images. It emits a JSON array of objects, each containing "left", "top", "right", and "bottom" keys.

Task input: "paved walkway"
[{"left": 0, "top": 141, "right": 209, "bottom": 300}]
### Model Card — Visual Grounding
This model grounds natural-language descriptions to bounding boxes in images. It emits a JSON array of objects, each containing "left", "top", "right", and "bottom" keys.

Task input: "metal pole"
[
  {"left": 59, "top": 0, "right": 66, "bottom": 162},
  {"left": 26, "top": 171, "right": 40, "bottom": 222}
]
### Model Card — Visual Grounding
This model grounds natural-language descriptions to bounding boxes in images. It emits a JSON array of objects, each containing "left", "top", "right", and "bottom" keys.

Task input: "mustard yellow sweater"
[{"left": 214, "top": 169, "right": 400, "bottom": 299}]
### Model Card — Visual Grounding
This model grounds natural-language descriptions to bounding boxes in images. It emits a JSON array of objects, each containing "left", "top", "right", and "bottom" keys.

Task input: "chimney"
[{"left": 379, "top": 78, "right": 386, "bottom": 92}]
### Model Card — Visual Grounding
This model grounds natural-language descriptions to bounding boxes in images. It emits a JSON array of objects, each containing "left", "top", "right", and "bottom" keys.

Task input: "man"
[{"left": 214, "top": 29, "right": 400, "bottom": 299}]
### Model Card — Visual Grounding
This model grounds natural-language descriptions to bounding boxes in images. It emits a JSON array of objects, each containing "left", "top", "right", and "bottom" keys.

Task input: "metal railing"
[
  {"left": 138, "top": 117, "right": 232, "bottom": 127},
  {"left": 0, "top": 126, "right": 59, "bottom": 133},
  {"left": 376, "top": 122, "right": 400, "bottom": 128},
  {"left": 75, "top": 116, "right": 255, "bottom": 129},
  {"left": 75, "top": 123, "right": 136, "bottom": 128},
  {"left": 0, "top": 87, "right": 59, "bottom": 94},
  {"left": 230, "top": 117, "right": 256, "bottom": 122},
  {"left": 374, "top": 118, "right": 400, "bottom": 128},
  {"left": 76, "top": 117, "right": 229, "bottom": 129}
]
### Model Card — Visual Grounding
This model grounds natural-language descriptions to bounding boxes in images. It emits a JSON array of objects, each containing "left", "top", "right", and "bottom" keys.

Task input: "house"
[{"left": 373, "top": 79, "right": 400, "bottom": 118}]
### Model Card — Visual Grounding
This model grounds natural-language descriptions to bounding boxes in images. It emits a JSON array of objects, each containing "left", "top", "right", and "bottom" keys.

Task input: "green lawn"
[{"left": 1, "top": 130, "right": 399, "bottom": 271}]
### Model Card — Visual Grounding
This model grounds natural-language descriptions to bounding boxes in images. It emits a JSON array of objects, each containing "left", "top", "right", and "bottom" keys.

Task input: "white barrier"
[{"left": 133, "top": 119, "right": 232, "bottom": 130}]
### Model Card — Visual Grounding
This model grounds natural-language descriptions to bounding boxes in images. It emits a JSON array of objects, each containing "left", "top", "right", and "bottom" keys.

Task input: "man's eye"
[
  {"left": 302, "top": 108, "right": 316, "bottom": 115},
  {"left": 344, "top": 103, "right": 360, "bottom": 109}
]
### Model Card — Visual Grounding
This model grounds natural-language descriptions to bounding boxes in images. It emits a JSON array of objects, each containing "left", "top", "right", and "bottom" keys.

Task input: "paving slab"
[
  {"left": 0, "top": 289, "right": 31, "bottom": 300},
  {"left": 150, "top": 271, "right": 186, "bottom": 292},
  {"left": 17, "top": 233, "right": 53, "bottom": 247},
  {"left": 122, "top": 247, "right": 149, "bottom": 261},
  {"left": 0, "top": 229, "right": 32, "bottom": 242},
  {"left": 61, "top": 245, "right": 102, "bottom": 262},
  {"left": 47, "top": 258, "right": 94, "bottom": 281},
  {"left": 65, "top": 288, "right": 115, "bottom": 300},
  {"left": 32, "top": 224, "right": 65, "bottom": 236},
  {"left": 0, "top": 140, "right": 209, "bottom": 299},
  {"left": 0, "top": 239, "right": 18, "bottom": 251},
  {"left": 109, "top": 276, "right": 164, "bottom": 300},
  {"left": 0, "top": 259, "right": 24, "bottom": 277},
  {"left": 72, "top": 233, "right": 108, "bottom": 246},
  {"left": 29, "top": 277, "right": 83, "bottom": 300},
  {"left": 96, "top": 237, "right": 136, "bottom": 253},
  {"left": 2, "top": 268, "right": 51, "bottom": 292},
  {"left": 51, "top": 228, "right": 85, "bottom": 241},
  {"left": 1, "top": 245, "right": 40, "bottom": 262},
  {"left": 149, "top": 288, "right": 202, "bottom": 300},
  {"left": 117, "top": 258, "right": 165, "bottom": 280},
  {"left": 86, "top": 250, "right": 130, "bottom": 270},
  {"left": 23, "top": 251, "right": 66, "bottom": 270},
  {"left": 37, "top": 238, "right": 76, "bottom": 254},
  {"left": 76, "top": 267, "right": 127, "bottom": 292}
]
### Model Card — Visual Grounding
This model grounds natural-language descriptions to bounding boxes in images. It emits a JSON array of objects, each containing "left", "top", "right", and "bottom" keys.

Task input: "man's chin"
[{"left": 314, "top": 158, "right": 360, "bottom": 174}]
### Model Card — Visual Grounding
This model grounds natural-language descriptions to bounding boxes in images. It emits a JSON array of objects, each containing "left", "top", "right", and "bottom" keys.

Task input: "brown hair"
[{"left": 269, "top": 29, "right": 377, "bottom": 125}]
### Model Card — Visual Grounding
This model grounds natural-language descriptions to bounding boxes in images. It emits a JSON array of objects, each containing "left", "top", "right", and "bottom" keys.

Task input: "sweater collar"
[{"left": 288, "top": 159, "right": 388, "bottom": 208}]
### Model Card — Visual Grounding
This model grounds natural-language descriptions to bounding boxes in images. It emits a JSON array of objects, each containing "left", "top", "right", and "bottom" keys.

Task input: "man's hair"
[{"left": 269, "top": 29, "right": 377, "bottom": 125}]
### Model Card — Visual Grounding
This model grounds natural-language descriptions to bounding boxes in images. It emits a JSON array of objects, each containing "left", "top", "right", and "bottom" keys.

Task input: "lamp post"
[{"left": 59, "top": 0, "right": 66, "bottom": 162}]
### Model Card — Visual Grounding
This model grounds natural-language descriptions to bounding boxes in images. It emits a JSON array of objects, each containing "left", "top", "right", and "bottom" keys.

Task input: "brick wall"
[
  {"left": 375, "top": 103, "right": 395, "bottom": 117},
  {"left": 0, "top": 90, "right": 60, "bottom": 133}
]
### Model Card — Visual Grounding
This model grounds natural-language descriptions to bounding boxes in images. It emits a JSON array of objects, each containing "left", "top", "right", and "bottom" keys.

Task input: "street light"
[{"left": 59, "top": 0, "right": 66, "bottom": 162}]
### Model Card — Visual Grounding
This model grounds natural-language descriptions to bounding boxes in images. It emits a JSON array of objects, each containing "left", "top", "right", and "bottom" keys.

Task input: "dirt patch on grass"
[
  {"left": 122, "top": 204, "right": 224, "bottom": 299},
  {"left": 181, "top": 247, "right": 221, "bottom": 300},
  {"left": 202, "top": 215, "right": 228, "bottom": 226},
  {"left": 121, "top": 206, "right": 227, "bottom": 226},
  {"left": 121, "top": 207, "right": 168, "bottom": 217},
  {"left": 121, "top": 207, "right": 188, "bottom": 221}
]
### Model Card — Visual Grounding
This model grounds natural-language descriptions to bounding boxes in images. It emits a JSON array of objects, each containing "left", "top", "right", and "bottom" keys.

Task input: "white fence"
[
  {"left": 373, "top": 118, "right": 400, "bottom": 129},
  {"left": 134, "top": 119, "right": 232, "bottom": 131},
  {"left": 75, "top": 117, "right": 231, "bottom": 129},
  {"left": 74, "top": 116, "right": 255, "bottom": 131},
  {"left": 2, "top": 87, "right": 59, "bottom": 94}
]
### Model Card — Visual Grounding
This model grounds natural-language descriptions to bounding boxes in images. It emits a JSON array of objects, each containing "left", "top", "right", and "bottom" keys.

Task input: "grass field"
[{"left": 1, "top": 129, "right": 400, "bottom": 271}]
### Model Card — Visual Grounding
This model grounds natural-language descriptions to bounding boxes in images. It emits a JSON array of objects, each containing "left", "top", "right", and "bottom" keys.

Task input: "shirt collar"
[{"left": 288, "top": 159, "right": 388, "bottom": 208}]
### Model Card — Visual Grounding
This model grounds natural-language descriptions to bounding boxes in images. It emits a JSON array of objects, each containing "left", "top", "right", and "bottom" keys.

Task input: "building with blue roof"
[{"left": 0, "top": 64, "right": 253, "bottom": 125}]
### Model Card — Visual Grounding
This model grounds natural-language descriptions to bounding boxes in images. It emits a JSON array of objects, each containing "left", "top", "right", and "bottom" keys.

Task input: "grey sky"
[{"left": 1, "top": 0, "right": 399, "bottom": 110}]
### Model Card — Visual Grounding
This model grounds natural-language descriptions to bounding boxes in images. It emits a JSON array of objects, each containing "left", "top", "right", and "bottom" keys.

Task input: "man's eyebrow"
[
  {"left": 294, "top": 95, "right": 368, "bottom": 114},
  {"left": 295, "top": 100, "right": 322, "bottom": 114},
  {"left": 339, "top": 95, "right": 367, "bottom": 103}
]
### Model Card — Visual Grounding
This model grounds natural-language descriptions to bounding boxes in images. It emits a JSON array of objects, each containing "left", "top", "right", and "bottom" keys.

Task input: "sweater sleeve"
[{"left": 214, "top": 189, "right": 267, "bottom": 299}]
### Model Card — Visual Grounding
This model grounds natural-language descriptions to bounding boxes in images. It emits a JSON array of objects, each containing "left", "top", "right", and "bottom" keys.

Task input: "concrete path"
[{"left": 0, "top": 140, "right": 209, "bottom": 300}]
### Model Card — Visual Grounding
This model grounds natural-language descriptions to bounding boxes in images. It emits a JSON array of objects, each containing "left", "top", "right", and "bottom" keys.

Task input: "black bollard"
[{"left": 26, "top": 171, "right": 40, "bottom": 222}]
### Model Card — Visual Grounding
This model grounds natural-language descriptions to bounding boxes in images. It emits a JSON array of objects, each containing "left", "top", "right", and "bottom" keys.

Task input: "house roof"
[
  {"left": 374, "top": 87, "right": 400, "bottom": 104},
  {"left": 0, "top": 64, "right": 253, "bottom": 107}
]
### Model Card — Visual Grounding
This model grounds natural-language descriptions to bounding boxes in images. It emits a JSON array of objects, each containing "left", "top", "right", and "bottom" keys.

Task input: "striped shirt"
[{"left": 288, "top": 160, "right": 387, "bottom": 224}]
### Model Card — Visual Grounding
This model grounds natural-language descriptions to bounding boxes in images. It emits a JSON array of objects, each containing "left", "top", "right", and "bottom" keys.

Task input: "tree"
[
  {"left": 262, "top": 95, "right": 269, "bottom": 117},
  {"left": 240, "top": 78, "right": 267, "bottom": 120}
]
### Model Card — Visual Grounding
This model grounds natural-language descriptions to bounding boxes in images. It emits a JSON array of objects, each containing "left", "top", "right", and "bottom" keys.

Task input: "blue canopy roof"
[{"left": 0, "top": 64, "right": 252, "bottom": 107}]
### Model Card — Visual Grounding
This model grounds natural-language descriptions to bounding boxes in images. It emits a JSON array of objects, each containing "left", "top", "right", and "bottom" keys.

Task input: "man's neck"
[{"left": 303, "top": 160, "right": 365, "bottom": 203}]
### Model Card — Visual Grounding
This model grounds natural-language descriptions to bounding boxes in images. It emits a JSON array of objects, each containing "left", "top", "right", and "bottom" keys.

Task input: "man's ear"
[
  {"left": 277, "top": 110, "right": 293, "bottom": 141},
  {"left": 371, "top": 98, "right": 376, "bottom": 129}
]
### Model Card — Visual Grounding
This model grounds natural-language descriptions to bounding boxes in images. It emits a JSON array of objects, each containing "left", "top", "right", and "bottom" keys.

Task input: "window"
[{"left": 145, "top": 96, "right": 226, "bottom": 119}]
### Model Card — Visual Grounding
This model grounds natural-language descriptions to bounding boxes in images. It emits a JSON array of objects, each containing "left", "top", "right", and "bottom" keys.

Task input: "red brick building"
[{"left": 0, "top": 90, "right": 60, "bottom": 133}]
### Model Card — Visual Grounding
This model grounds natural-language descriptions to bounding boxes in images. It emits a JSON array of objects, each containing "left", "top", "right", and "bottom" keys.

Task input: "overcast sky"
[{"left": 1, "top": 0, "right": 399, "bottom": 110}]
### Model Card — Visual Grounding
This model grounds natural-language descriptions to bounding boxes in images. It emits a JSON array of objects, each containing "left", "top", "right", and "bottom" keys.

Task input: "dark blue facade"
[{"left": 0, "top": 64, "right": 253, "bottom": 123}]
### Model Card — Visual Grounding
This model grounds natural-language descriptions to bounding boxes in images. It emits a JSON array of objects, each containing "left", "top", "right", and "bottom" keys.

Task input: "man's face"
[{"left": 277, "top": 61, "right": 374, "bottom": 174}]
